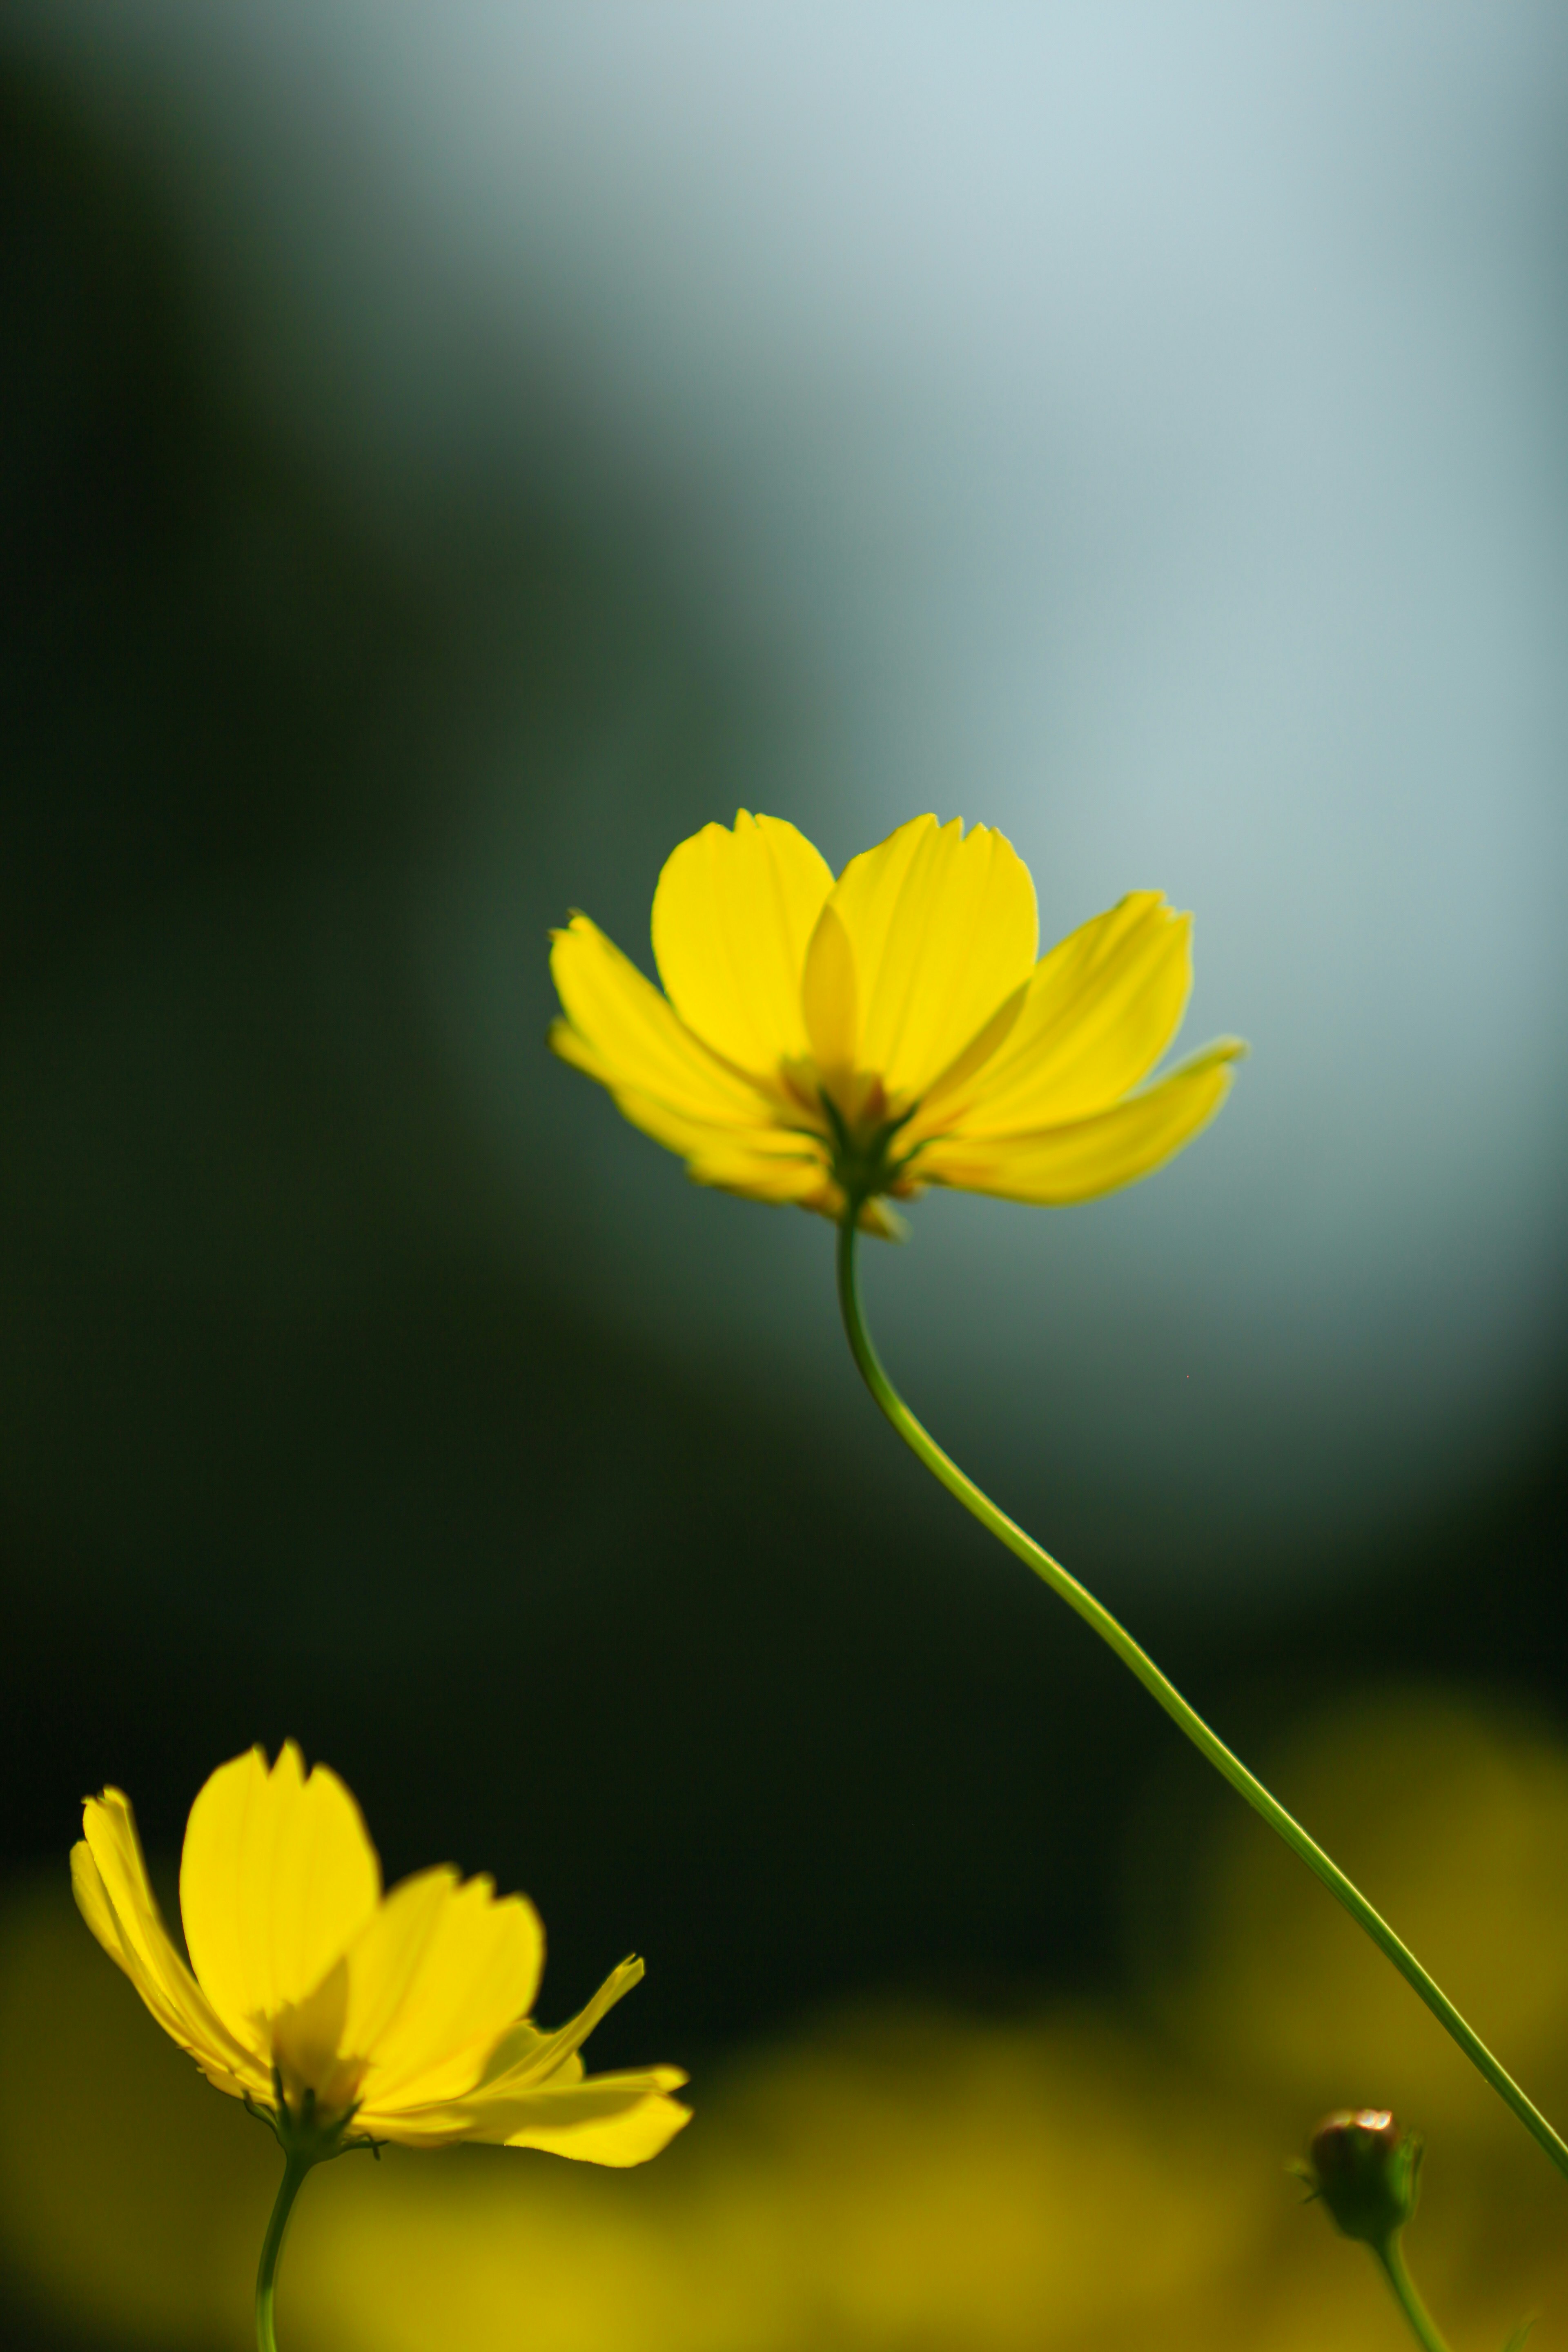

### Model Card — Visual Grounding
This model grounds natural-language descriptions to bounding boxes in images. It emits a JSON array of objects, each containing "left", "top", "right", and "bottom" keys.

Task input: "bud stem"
[
  {"left": 1377, "top": 2239, "right": 1454, "bottom": 2352},
  {"left": 255, "top": 2151, "right": 314, "bottom": 2352},
  {"left": 835, "top": 1206, "right": 1568, "bottom": 2185}
]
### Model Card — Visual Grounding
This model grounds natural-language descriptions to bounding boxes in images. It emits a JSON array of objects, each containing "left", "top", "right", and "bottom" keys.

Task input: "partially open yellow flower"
[
  {"left": 72, "top": 1744, "right": 689, "bottom": 2165},
  {"left": 550, "top": 813, "right": 1243, "bottom": 1232}
]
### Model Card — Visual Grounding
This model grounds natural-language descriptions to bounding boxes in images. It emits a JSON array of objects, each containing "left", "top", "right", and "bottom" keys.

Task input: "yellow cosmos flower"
[
  {"left": 72, "top": 1742, "right": 689, "bottom": 2166},
  {"left": 550, "top": 812, "right": 1243, "bottom": 1232},
  {"left": 547, "top": 817, "right": 1568, "bottom": 2195}
]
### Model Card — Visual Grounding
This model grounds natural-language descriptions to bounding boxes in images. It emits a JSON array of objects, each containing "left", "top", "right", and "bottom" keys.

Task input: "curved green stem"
[
  {"left": 1376, "top": 2240, "right": 1453, "bottom": 2352},
  {"left": 835, "top": 1207, "right": 1568, "bottom": 2184},
  {"left": 255, "top": 2151, "right": 313, "bottom": 2352}
]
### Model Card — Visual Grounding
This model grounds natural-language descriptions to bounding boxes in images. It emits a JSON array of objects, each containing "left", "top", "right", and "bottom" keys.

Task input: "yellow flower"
[
  {"left": 550, "top": 812, "right": 1243, "bottom": 1232},
  {"left": 72, "top": 1743, "right": 689, "bottom": 2166}
]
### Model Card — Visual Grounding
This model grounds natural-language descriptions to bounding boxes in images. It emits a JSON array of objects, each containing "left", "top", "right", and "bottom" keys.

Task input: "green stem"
[
  {"left": 1376, "top": 2238, "right": 1453, "bottom": 2352},
  {"left": 835, "top": 1207, "right": 1568, "bottom": 2184},
  {"left": 255, "top": 2151, "right": 314, "bottom": 2352}
]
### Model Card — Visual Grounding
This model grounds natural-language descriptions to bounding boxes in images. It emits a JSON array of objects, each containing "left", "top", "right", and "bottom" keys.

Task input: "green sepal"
[{"left": 243, "top": 2069, "right": 386, "bottom": 2165}]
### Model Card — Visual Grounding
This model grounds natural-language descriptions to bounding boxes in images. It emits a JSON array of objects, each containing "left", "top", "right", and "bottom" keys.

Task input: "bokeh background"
[{"left": 4, "top": 4, "right": 1568, "bottom": 2346}]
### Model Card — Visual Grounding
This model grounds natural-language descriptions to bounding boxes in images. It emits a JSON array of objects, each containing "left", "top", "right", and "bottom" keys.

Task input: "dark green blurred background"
[{"left": 4, "top": 9, "right": 1568, "bottom": 2342}]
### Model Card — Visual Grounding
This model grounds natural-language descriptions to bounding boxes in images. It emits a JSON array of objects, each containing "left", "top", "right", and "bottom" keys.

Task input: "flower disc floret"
[
  {"left": 72, "top": 1743, "right": 688, "bottom": 2165},
  {"left": 550, "top": 811, "right": 1243, "bottom": 1229}
]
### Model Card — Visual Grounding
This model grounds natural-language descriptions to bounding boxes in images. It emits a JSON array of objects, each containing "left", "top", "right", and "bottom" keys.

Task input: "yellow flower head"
[
  {"left": 550, "top": 812, "right": 1244, "bottom": 1232},
  {"left": 72, "top": 1743, "right": 689, "bottom": 2165}
]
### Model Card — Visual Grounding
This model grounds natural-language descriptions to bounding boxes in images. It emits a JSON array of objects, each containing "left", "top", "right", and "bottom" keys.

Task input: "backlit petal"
[
  {"left": 916, "top": 1042, "right": 1245, "bottom": 1204},
  {"left": 271, "top": 1961, "right": 356, "bottom": 2111},
  {"left": 684, "top": 1145, "right": 831, "bottom": 1207},
  {"left": 500, "top": 2078, "right": 692, "bottom": 2165},
  {"left": 800, "top": 904, "right": 859, "bottom": 1083},
  {"left": 179, "top": 1744, "right": 381, "bottom": 2042},
  {"left": 478, "top": 1956, "right": 645, "bottom": 2092},
  {"left": 651, "top": 813, "right": 834, "bottom": 1071},
  {"left": 550, "top": 918, "right": 773, "bottom": 1126},
  {"left": 922, "top": 893, "right": 1196, "bottom": 1136},
  {"left": 74, "top": 1793, "right": 265, "bottom": 2096},
  {"left": 368, "top": 2067, "right": 692, "bottom": 2159},
  {"left": 338, "top": 1867, "right": 457, "bottom": 2061},
  {"left": 569, "top": 1072, "right": 828, "bottom": 1200},
  {"left": 350, "top": 1873, "right": 544, "bottom": 2110},
  {"left": 825, "top": 817, "right": 1038, "bottom": 1099}
]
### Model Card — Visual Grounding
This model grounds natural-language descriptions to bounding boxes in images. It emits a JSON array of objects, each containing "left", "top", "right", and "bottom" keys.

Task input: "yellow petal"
[
  {"left": 478, "top": 1956, "right": 645, "bottom": 2093},
  {"left": 650, "top": 813, "right": 834, "bottom": 1071},
  {"left": 682, "top": 1143, "right": 834, "bottom": 1206},
  {"left": 550, "top": 917, "right": 774, "bottom": 1127},
  {"left": 74, "top": 1794, "right": 265, "bottom": 2097},
  {"left": 568, "top": 1069, "right": 829, "bottom": 1202},
  {"left": 179, "top": 1744, "right": 381, "bottom": 2043},
  {"left": 370, "top": 2068, "right": 692, "bottom": 2159},
  {"left": 800, "top": 903, "right": 859, "bottom": 1083},
  {"left": 71, "top": 1834, "right": 122, "bottom": 1957},
  {"left": 904, "top": 978, "right": 1032, "bottom": 1125},
  {"left": 337, "top": 1867, "right": 457, "bottom": 2062},
  {"left": 916, "top": 1041, "right": 1245, "bottom": 1204},
  {"left": 922, "top": 892, "right": 1197, "bottom": 1136},
  {"left": 501, "top": 2079, "right": 693, "bottom": 2165},
  {"left": 349, "top": 1872, "right": 545, "bottom": 2111},
  {"left": 271, "top": 1960, "right": 358, "bottom": 2111},
  {"left": 826, "top": 817, "right": 1039, "bottom": 1100}
]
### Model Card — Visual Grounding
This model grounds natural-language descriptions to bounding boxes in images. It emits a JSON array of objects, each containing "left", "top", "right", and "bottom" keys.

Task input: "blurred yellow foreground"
[{"left": 7, "top": 1690, "right": 1568, "bottom": 2352}]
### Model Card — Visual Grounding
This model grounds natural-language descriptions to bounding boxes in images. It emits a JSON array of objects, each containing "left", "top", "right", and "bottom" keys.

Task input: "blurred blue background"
[{"left": 2, "top": 6, "right": 1568, "bottom": 2343}]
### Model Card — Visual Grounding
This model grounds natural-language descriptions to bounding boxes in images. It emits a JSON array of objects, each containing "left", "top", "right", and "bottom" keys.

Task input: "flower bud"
[{"left": 1305, "top": 2109, "right": 1423, "bottom": 2248}]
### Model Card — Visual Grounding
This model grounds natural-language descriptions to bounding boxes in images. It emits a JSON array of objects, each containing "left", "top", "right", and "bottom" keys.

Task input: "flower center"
[
  {"left": 818, "top": 1085, "right": 919, "bottom": 1205},
  {"left": 267, "top": 1971, "right": 363, "bottom": 2121}
]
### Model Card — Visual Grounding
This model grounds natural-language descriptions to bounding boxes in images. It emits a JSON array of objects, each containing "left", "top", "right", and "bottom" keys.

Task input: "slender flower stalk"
[
  {"left": 836, "top": 1206, "right": 1568, "bottom": 2184},
  {"left": 1377, "top": 2235, "right": 1452, "bottom": 2352},
  {"left": 243, "top": 2079, "right": 386, "bottom": 2352},
  {"left": 254, "top": 2152, "right": 312, "bottom": 2352}
]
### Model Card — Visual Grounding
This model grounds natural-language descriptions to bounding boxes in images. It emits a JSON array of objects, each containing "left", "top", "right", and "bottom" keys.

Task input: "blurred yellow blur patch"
[
  {"left": 1174, "top": 1689, "right": 1568, "bottom": 2135},
  {"left": 0, "top": 1864, "right": 275, "bottom": 2345},
  {"left": 6, "top": 1688, "right": 1568, "bottom": 2351},
  {"left": 292, "top": 2015, "right": 1261, "bottom": 2352}
]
